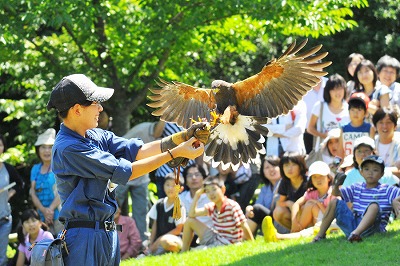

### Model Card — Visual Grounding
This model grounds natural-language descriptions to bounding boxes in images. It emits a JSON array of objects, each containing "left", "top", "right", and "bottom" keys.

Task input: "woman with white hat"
[{"left": 29, "top": 128, "right": 63, "bottom": 236}]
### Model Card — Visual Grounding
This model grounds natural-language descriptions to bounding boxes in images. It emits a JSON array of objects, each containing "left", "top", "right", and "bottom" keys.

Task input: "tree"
[{"left": 0, "top": 0, "right": 367, "bottom": 164}]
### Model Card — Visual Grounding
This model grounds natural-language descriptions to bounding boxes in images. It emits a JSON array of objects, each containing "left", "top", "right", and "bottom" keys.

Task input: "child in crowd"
[
  {"left": 342, "top": 136, "right": 399, "bottom": 187},
  {"left": 341, "top": 92, "right": 374, "bottom": 156},
  {"left": 16, "top": 209, "right": 54, "bottom": 266},
  {"left": 245, "top": 156, "right": 281, "bottom": 236},
  {"left": 145, "top": 173, "right": 186, "bottom": 255},
  {"left": 263, "top": 161, "right": 338, "bottom": 242},
  {"left": 114, "top": 205, "right": 142, "bottom": 260},
  {"left": 313, "top": 156, "right": 400, "bottom": 243},
  {"left": 181, "top": 176, "right": 254, "bottom": 252},
  {"left": 273, "top": 153, "right": 308, "bottom": 230},
  {"left": 291, "top": 161, "right": 336, "bottom": 232}
]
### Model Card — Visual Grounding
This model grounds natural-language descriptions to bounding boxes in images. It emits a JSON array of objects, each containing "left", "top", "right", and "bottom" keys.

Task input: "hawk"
[{"left": 148, "top": 39, "right": 331, "bottom": 170}]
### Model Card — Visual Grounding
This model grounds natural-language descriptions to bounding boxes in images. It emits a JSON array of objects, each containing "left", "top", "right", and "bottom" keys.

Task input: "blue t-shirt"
[
  {"left": 342, "top": 122, "right": 371, "bottom": 156},
  {"left": 52, "top": 124, "right": 143, "bottom": 222},
  {"left": 30, "top": 163, "right": 59, "bottom": 221}
]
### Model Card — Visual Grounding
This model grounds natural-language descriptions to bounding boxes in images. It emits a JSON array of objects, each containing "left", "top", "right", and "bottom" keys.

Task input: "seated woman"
[
  {"left": 263, "top": 161, "right": 338, "bottom": 242},
  {"left": 245, "top": 156, "right": 281, "bottom": 236},
  {"left": 272, "top": 153, "right": 308, "bottom": 231}
]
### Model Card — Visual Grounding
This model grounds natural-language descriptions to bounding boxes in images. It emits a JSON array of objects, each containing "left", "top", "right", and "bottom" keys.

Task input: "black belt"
[{"left": 66, "top": 221, "right": 122, "bottom": 232}]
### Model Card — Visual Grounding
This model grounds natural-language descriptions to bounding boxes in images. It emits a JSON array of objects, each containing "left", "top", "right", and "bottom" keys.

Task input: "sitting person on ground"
[
  {"left": 262, "top": 161, "right": 339, "bottom": 242},
  {"left": 273, "top": 153, "right": 308, "bottom": 231},
  {"left": 342, "top": 136, "right": 399, "bottom": 188},
  {"left": 313, "top": 155, "right": 400, "bottom": 243},
  {"left": 181, "top": 176, "right": 254, "bottom": 252},
  {"left": 245, "top": 156, "right": 281, "bottom": 236},
  {"left": 145, "top": 173, "right": 185, "bottom": 256},
  {"left": 114, "top": 205, "right": 142, "bottom": 260},
  {"left": 290, "top": 161, "right": 337, "bottom": 233},
  {"left": 16, "top": 209, "right": 54, "bottom": 266}
]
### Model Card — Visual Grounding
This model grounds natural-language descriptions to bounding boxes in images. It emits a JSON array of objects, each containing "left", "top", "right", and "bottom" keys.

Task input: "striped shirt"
[
  {"left": 155, "top": 122, "right": 194, "bottom": 178},
  {"left": 340, "top": 183, "right": 400, "bottom": 231},
  {"left": 205, "top": 197, "right": 246, "bottom": 244}
]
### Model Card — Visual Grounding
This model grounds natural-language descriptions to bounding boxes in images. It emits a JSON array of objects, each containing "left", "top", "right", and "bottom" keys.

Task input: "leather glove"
[{"left": 161, "top": 122, "right": 210, "bottom": 167}]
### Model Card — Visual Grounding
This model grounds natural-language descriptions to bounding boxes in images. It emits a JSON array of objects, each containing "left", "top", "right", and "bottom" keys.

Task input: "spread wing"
[
  {"left": 147, "top": 79, "right": 216, "bottom": 129},
  {"left": 232, "top": 39, "right": 331, "bottom": 118}
]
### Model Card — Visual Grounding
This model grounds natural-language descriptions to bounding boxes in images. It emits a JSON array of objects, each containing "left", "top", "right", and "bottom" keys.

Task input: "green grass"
[{"left": 123, "top": 220, "right": 400, "bottom": 266}]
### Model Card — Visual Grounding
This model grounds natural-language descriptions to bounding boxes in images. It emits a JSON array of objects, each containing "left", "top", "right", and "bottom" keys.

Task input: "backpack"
[{"left": 29, "top": 238, "right": 66, "bottom": 266}]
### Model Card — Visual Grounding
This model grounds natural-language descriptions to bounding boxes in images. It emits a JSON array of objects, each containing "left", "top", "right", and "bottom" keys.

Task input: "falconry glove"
[{"left": 161, "top": 122, "right": 210, "bottom": 167}]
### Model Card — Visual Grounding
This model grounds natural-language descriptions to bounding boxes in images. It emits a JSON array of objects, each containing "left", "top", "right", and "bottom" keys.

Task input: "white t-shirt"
[{"left": 311, "top": 101, "right": 350, "bottom": 150}]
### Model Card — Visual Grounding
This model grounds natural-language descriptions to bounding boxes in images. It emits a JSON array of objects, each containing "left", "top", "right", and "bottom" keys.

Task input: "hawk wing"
[
  {"left": 147, "top": 79, "right": 216, "bottom": 129},
  {"left": 232, "top": 39, "right": 331, "bottom": 118}
]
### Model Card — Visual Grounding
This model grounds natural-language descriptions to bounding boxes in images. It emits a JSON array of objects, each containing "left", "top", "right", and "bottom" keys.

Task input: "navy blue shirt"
[{"left": 52, "top": 124, "right": 143, "bottom": 222}]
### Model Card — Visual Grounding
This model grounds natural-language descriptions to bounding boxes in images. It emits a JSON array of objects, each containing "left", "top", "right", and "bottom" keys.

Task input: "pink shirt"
[
  {"left": 18, "top": 228, "right": 54, "bottom": 261},
  {"left": 116, "top": 215, "right": 142, "bottom": 258},
  {"left": 304, "top": 187, "right": 336, "bottom": 208}
]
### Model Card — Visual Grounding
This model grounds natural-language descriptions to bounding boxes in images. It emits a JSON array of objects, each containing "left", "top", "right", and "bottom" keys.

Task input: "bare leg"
[
  {"left": 181, "top": 218, "right": 208, "bottom": 252},
  {"left": 246, "top": 219, "right": 258, "bottom": 236},
  {"left": 273, "top": 206, "right": 291, "bottom": 230},
  {"left": 315, "top": 198, "right": 338, "bottom": 239},
  {"left": 352, "top": 203, "right": 379, "bottom": 235}
]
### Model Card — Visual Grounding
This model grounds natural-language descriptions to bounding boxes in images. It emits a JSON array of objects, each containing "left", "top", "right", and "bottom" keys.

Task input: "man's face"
[{"left": 186, "top": 167, "right": 203, "bottom": 190}]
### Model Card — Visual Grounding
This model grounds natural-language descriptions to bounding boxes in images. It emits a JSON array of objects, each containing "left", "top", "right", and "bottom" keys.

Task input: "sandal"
[
  {"left": 348, "top": 233, "right": 362, "bottom": 243},
  {"left": 312, "top": 234, "right": 326, "bottom": 243}
]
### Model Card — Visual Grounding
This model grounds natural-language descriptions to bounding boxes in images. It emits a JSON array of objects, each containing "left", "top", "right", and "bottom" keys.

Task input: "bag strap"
[{"left": 312, "top": 102, "right": 324, "bottom": 150}]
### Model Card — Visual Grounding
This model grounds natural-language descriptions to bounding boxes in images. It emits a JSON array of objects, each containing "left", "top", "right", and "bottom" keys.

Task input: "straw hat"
[{"left": 34, "top": 128, "right": 56, "bottom": 146}]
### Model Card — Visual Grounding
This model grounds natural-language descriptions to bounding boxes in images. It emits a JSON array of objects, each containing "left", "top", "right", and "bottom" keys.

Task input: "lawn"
[{"left": 124, "top": 219, "right": 400, "bottom": 266}]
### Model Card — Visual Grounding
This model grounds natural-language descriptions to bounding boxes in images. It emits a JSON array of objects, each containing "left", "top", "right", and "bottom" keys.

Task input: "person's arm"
[
  {"left": 307, "top": 114, "right": 327, "bottom": 139},
  {"left": 188, "top": 188, "right": 208, "bottom": 218},
  {"left": 148, "top": 219, "right": 158, "bottom": 253},
  {"left": 48, "top": 184, "right": 61, "bottom": 214},
  {"left": 392, "top": 196, "right": 400, "bottom": 219},
  {"left": 291, "top": 195, "right": 305, "bottom": 222},
  {"left": 30, "top": 181, "right": 45, "bottom": 215},
  {"left": 165, "top": 223, "right": 184, "bottom": 236},
  {"left": 16, "top": 249, "right": 25, "bottom": 266},
  {"left": 129, "top": 138, "right": 204, "bottom": 180},
  {"left": 276, "top": 194, "right": 288, "bottom": 208},
  {"left": 240, "top": 221, "right": 254, "bottom": 241}
]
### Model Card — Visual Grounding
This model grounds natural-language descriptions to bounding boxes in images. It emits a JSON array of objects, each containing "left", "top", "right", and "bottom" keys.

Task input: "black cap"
[{"left": 47, "top": 74, "right": 114, "bottom": 112}]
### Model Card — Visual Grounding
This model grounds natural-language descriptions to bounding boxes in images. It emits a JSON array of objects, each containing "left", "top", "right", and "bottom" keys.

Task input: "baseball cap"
[
  {"left": 47, "top": 74, "right": 114, "bottom": 112},
  {"left": 308, "top": 161, "right": 331, "bottom": 176},
  {"left": 349, "top": 92, "right": 370, "bottom": 110},
  {"left": 353, "top": 136, "right": 375, "bottom": 150},
  {"left": 34, "top": 128, "right": 56, "bottom": 146},
  {"left": 360, "top": 155, "right": 385, "bottom": 169}
]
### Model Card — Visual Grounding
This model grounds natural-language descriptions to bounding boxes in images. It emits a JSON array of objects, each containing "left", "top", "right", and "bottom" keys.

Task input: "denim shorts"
[{"left": 335, "top": 200, "right": 381, "bottom": 238}]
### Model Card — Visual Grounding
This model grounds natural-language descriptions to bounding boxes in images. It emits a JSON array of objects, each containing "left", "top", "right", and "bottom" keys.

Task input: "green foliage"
[{"left": 1, "top": 0, "right": 367, "bottom": 164}]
